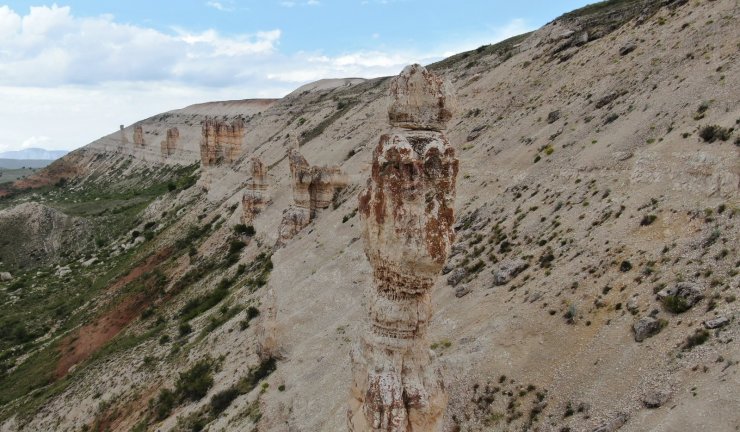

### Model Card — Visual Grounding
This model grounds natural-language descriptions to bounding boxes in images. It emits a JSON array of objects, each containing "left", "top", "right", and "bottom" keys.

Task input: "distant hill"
[
  {"left": 0, "top": 148, "right": 68, "bottom": 160},
  {"left": 0, "top": 158, "right": 54, "bottom": 169}
]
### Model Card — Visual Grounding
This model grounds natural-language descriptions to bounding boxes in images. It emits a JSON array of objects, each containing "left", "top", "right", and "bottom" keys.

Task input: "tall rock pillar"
[{"left": 349, "top": 64, "right": 458, "bottom": 431}]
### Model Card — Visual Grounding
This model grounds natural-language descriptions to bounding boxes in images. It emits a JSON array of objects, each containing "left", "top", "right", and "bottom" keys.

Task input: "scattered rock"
[
  {"left": 619, "top": 42, "right": 637, "bottom": 56},
  {"left": 547, "top": 110, "right": 561, "bottom": 124},
  {"left": 492, "top": 259, "right": 528, "bottom": 286},
  {"left": 633, "top": 316, "right": 663, "bottom": 342},
  {"left": 454, "top": 285, "right": 471, "bottom": 298},
  {"left": 626, "top": 297, "right": 639, "bottom": 313},
  {"left": 642, "top": 389, "right": 671, "bottom": 408},
  {"left": 81, "top": 257, "right": 97, "bottom": 267},
  {"left": 704, "top": 316, "right": 729, "bottom": 329},
  {"left": 0, "top": 272, "right": 12, "bottom": 281},
  {"left": 56, "top": 266, "right": 72, "bottom": 277},
  {"left": 657, "top": 282, "right": 704, "bottom": 307},
  {"left": 466, "top": 125, "right": 486, "bottom": 141},
  {"left": 592, "top": 412, "right": 628, "bottom": 432},
  {"left": 447, "top": 268, "right": 468, "bottom": 287}
]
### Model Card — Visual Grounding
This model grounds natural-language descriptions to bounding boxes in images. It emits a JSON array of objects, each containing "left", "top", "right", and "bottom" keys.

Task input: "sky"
[{"left": 0, "top": 0, "right": 595, "bottom": 153}]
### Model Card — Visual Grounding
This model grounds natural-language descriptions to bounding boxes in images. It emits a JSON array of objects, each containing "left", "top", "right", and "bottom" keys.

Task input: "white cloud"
[
  {"left": 0, "top": 6, "right": 532, "bottom": 152},
  {"left": 205, "top": 1, "right": 235, "bottom": 11}
]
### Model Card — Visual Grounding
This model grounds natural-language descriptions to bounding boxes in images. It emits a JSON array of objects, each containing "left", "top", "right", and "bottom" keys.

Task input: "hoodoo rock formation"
[
  {"left": 349, "top": 64, "right": 459, "bottom": 432},
  {"left": 199, "top": 117, "right": 245, "bottom": 166},
  {"left": 277, "top": 148, "right": 346, "bottom": 245},
  {"left": 133, "top": 125, "right": 145, "bottom": 147},
  {"left": 242, "top": 156, "right": 270, "bottom": 225},
  {"left": 160, "top": 127, "right": 179, "bottom": 157}
]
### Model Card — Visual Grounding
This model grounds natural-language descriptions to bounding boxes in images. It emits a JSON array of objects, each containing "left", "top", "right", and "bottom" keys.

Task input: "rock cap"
[{"left": 388, "top": 64, "right": 457, "bottom": 131}]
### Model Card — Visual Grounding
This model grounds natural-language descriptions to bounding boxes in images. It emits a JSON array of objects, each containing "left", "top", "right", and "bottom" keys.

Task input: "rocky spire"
[
  {"left": 160, "top": 127, "right": 179, "bottom": 157},
  {"left": 133, "top": 125, "right": 145, "bottom": 147},
  {"left": 349, "top": 64, "right": 458, "bottom": 432},
  {"left": 277, "top": 148, "right": 346, "bottom": 245},
  {"left": 242, "top": 156, "right": 270, "bottom": 225}
]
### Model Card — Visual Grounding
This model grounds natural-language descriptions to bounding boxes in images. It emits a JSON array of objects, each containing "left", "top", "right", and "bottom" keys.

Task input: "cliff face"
[
  {"left": 349, "top": 65, "right": 459, "bottom": 432},
  {"left": 200, "top": 118, "right": 245, "bottom": 166},
  {"left": 160, "top": 128, "right": 179, "bottom": 157}
]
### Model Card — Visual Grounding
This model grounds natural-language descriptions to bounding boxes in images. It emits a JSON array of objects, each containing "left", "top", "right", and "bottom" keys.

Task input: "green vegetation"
[
  {"left": 699, "top": 125, "right": 732, "bottom": 143},
  {"left": 663, "top": 295, "right": 691, "bottom": 313},
  {"left": 683, "top": 329, "right": 710, "bottom": 350}
]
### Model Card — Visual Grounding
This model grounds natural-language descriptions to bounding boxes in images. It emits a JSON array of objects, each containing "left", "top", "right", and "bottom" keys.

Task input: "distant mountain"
[
  {"left": 0, "top": 148, "right": 68, "bottom": 160},
  {"left": 0, "top": 158, "right": 53, "bottom": 169}
]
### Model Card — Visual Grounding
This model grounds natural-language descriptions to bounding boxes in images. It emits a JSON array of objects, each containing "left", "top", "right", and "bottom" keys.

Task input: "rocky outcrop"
[
  {"left": 118, "top": 125, "right": 128, "bottom": 148},
  {"left": 199, "top": 117, "right": 245, "bottom": 166},
  {"left": 277, "top": 148, "right": 346, "bottom": 245},
  {"left": 160, "top": 127, "right": 179, "bottom": 157},
  {"left": 242, "top": 157, "right": 270, "bottom": 225},
  {"left": 349, "top": 64, "right": 458, "bottom": 432},
  {"left": 256, "top": 289, "right": 280, "bottom": 361},
  {"left": 0, "top": 203, "right": 94, "bottom": 269},
  {"left": 133, "top": 125, "right": 145, "bottom": 147}
]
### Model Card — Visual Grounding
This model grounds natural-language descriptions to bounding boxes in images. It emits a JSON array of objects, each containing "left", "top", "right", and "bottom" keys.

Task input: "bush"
[
  {"left": 683, "top": 329, "right": 710, "bottom": 350},
  {"left": 178, "top": 322, "right": 193, "bottom": 336},
  {"left": 210, "top": 388, "right": 239, "bottom": 416},
  {"left": 234, "top": 224, "right": 256, "bottom": 236},
  {"left": 619, "top": 260, "right": 633, "bottom": 272},
  {"left": 154, "top": 388, "right": 176, "bottom": 420},
  {"left": 176, "top": 358, "right": 214, "bottom": 402},
  {"left": 663, "top": 295, "right": 691, "bottom": 313},
  {"left": 699, "top": 125, "right": 732, "bottom": 143},
  {"left": 640, "top": 214, "right": 657, "bottom": 226}
]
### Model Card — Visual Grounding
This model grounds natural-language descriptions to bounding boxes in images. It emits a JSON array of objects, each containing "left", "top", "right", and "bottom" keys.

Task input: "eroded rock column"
[
  {"left": 242, "top": 156, "right": 270, "bottom": 225},
  {"left": 160, "top": 127, "right": 179, "bottom": 157},
  {"left": 349, "top": 64, "right": 458, "bottom": 432}
]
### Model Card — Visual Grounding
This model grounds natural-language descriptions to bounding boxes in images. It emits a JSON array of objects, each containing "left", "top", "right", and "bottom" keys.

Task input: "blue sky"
[{"left": 0, "top": 1, "right": 595, "bottom": 152}]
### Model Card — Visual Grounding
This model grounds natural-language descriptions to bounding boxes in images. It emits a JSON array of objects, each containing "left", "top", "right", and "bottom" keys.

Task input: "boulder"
[
  {"left": 547, "top": 110, "right": 561, "bottom": 124},
  {"left": 447, "top": 268, "right": 468, "bottom": 287},
  {"left": 0, "top": 272, "right": 12, "bottom": 281},
  {"left": 657, "top": 282, "right": 704, "bottom": 307},
  {"left": 619, "top": 42, "right": 637, "bottom": 56},
  {"left": 454, "top": 285, "right": 471, "bottom": 298},
  {"left": 633, "top": 316, "right": 663, "bottom": 342},
  {"left": 642, "top": 390, "right": 671, "bottom": 408},
  {"left": 56, "top": 266, "right": 72, "bottom": 277},
  {"left": 592, "top": 413, "right": 628, "bottom": 432},
  {"left": 466, "top": 125, "right": 487, "bottom": 141},
  {"left": 704, "top": 316, "right": 729, "bottom": 329},
  {"left": 492, "top": 259, "right": 528, "bottom": 286}
]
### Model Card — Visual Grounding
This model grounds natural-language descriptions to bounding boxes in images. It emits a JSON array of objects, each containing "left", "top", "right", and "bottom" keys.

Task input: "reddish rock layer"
[{"left": 199, "top": 117, "right": 245, "bottom": 166}]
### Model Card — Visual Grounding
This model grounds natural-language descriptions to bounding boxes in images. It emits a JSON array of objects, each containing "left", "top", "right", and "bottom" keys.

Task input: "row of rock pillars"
[
  {"left": 349, "top": 64, "right": 459, "bottom": 432},
  {"left": 119, "top": 124, "right": 181, "bottom": 158}
]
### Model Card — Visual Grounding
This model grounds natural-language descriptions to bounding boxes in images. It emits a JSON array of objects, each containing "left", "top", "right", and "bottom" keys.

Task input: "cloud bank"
[{"left": 0, "top": 4, "right": 532, "bottom": 152}]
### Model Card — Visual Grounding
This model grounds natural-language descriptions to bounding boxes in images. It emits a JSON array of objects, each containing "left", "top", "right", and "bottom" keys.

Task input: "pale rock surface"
[
  {"left": 242, "top": 156, "right": 270, "bottom": 225},
  {"left": 349, "top": 64, "right": 458, "bottom": 432}
]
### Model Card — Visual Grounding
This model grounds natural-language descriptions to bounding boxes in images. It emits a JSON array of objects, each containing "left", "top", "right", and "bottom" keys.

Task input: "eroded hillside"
[{"left": 0, "top": 0, "right": 738, "bottom": 431}]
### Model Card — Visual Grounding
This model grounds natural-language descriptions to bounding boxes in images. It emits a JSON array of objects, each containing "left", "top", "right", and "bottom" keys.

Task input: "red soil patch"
[
  {"left": 0, "top": 157, "right": 81, "bottom": 197},
  {"left": 55, "top": 247, "right": 172, "bottom": 379}
]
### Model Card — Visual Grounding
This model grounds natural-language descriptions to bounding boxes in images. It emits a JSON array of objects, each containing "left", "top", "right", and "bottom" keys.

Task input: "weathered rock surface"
[
  {"left": 633, "top": 316, "right": 663, "bottom": 342},
  {"left": 242, "top": 156, "right": 270, "bottom": 225},
  {"left": 277, "top": 148, "right": 345, "bottom": 245},
  {"left": 160, "top": 127, "right": 179, "bottom": 157},
  {"left": 349, "top": 64, "right": 458, "bottom": 432},
  {"left": 0, "top": 272, "right": 12, "bottom": 281},
  {"left": 642, "top": 389, "right": 671, "bottom": 408},
  {"left": 133, "top": 125, "right": 145, "bottom": 147},
  {"left": 704, "top": 316, "right": 729, "bottom": 329},
  {"left": 0, "top": 203, "right": 94, "bottom": 269},
  {"left": 492, "top": 259, "right": 528, "bottom": 286},
  {"left": 387, "top": 64, "right": 457, "bottom": 131},
  {"left": 657, "top": 282, "right": 704, "bottom": 307},
  {"left": 199, "top": 117, "right": 245, "bottom": 166}
]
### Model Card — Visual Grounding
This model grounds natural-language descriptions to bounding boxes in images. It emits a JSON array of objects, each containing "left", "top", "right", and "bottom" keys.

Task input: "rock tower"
[
  {"left": 160, "top": 127, "right": 179, "bottom": 157},
  {"left": 349, "top": 64, "right": 458, "bottom": 432},
  {"left": 133, "top": 125, "right": 145, "bottom": 147},
  {"left": 199, "top": 117, "right": 245, "bottom": 166},
  {"left": 242, "top": 156, "right": 270, "bottom": 225}
]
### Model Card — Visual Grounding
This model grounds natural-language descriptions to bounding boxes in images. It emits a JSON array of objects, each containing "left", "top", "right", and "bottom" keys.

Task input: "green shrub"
[
  {"left": 640, "top": 214, "right": 657, "bottom": 226},
  {"left": 683, "top": 329, "right": 710, "bottom": 350},
  {"left": 210, "top": 388, "right": 239, "bottom": 416},
  {"left": 663, "top": 295, "right": 690, "bottom": 313},
  {"left": 234, "top": 224, "right": 256, "bottom": 236},
  {"left": 176, "top": 358, "right": 214, "bottom": 402},
  {"left": 154, "top": 388, "right": 176, "bottom": 420},
  {"left": 619, "top": 260, "right": 632, "bottom": 272},
  {"left": 699, "top": 125, "right": 732, "bottom": 143}
]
